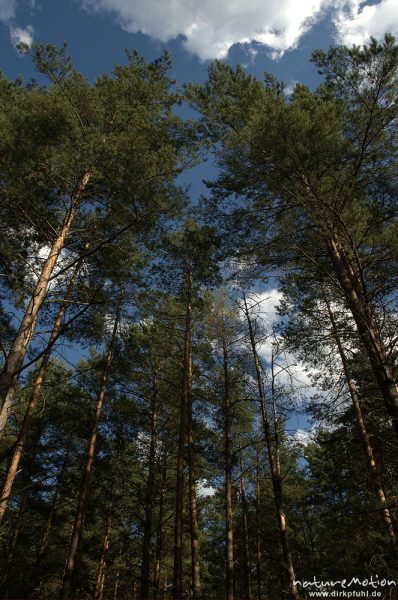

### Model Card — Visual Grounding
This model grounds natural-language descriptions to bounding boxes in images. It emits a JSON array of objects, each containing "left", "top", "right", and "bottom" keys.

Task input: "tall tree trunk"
[
  {"left": 112, "top": 541, "right": 123, "bottom": 600},
  {"left": 243, "top": 295, "right": 300, "bottom": 600},
  {"left": 153, "top": 450, "right": 167, "bottom": 600},
  {"left": 0, "top": 255, "right": 84, "bottom": 524},
  {"left": 140, "top": 377, "right": 159, "bottom": 600},
  {"left": 95, "top": 435, "right": 122, "bottom": 600},
  {"left": 255, "top": 445, "right": 262, "bottom": 600},
  {"left": 324, "top": 292, "right": 398, "bottom": 554},
  {"left": 0, "top": 172, "right": 90, "bottom": 434},
  {"left": 59, "top": 295, "right": 120, "bottom": 600},
  {"left": 328, "top": 237, "right": 398, "bottom": 434},
  {"left": 222, "top": 338, "right": 234, "bottom": 600},
  {"left": 238, "top": 444, "right": 252, "bottom": 600},
  {"left": 173, "top": 260, "right": 192, "bottom": 600},
  {"left": 186, "top": 322, "right": 201, "bottom": 600}
]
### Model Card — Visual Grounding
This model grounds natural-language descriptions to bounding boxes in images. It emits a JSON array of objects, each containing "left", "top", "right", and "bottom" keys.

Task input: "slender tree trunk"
[
  {"left": 0, "top": 255, "right": 84, "bottom": 524},
  {"left": 328, "top": 237, "right": 398, "bottom": 434},
  {"left": 324, "top": 293, "right": 398, "bottom": 554},
  {"left": 238, "top": 444, "right": 252, "bottom": 600},
  {"left": 186, "top": 321, "right": 201, "bottom": 599},
  {"left": 173, "top": 261, "right": 192, "bottom": 600},
  {"left": 153, "top": 450, "right": 167, "bottom": 600},
  {"left": 222, "top": 339, "right": 234, "bottom": 600},
  {"left": 140, "top": 378, "right": 159, "bottom": 600},
  {"left": 95, "top": 436, "right": 122, "bottom": 600},
  {"left": 0, "top": 172, "right": 90, "bottom": 434},
  {"left": 255, "top": 446, "right": 262, "bottom": 600},
  {"left": 0, "top": 419, "right": 44, "bottom": 596},
  {"left": 243, "top": 295, "right": 300, "bottom": 600},
  {"left": 59, "top": 295, "right": 120, "bottom": 600}
]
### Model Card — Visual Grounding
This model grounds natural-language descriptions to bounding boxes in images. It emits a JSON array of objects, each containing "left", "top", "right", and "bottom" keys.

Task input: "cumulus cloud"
[
  {"left": 9, "top": 23, "right": 33, "bottom": 45},
  {"left": 0, "top": 0, "right": 35, "bottom": 47},
  {"left": 79, "top": 1, "right": 398, "bottom": 61},
  {"left": 80, "top": 0, "right": 332, "bottom": 60},
  {"left": 335, "top": 0, "right": 398, "bottom": 47}
]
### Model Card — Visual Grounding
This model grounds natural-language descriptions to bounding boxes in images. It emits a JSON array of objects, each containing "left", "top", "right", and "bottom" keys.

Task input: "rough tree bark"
[
  {"left": 328, "top": 237, "right": 398, "bottom": 435},
  {"left": 0, "top": 172, "right": 91, "bottom": 435},
  {"left": 324, "top": 292, "right": 398, "bottom": 555},
  {"left": 0, "top": 254, "right": 84, "bottom": 524}
]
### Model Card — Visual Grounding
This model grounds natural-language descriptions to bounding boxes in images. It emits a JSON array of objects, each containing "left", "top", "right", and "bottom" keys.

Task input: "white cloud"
[
  {"left": 80, "top": 0, "right": 332, "bottom": 61},
  {"left": 0, "top": 1, "right": 35, "bottom": 47},
  {"left": 79, "top": 1, "right": 398, "bottom": 61},
  {"left": 9, "top": 23, "right": 33, "bottom": 46},
  {"left": 0, "top": 0, "right": 17, "bottom": 22},
  {"left": 335, "top": 0, "right": 398, "bottom": 47},
  {"left": 197, "top": 478, "right": 216, "bottom": 498}
]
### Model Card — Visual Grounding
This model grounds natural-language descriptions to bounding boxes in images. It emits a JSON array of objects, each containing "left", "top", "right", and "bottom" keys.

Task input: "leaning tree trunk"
[
  {"left": 0, "top": 254, "right": 84, "bottom": 524},
  {"left": 222, "top": 338, "right": 235, "bottom": 600},
  {"left": 324, "top": 293, "right": 398, "bottom": 555},
  {"left": 243, "top": 295, "right": 300, "bottom": 600},
  {"left": 328, "top": 237, "right": 398, "bottom": 434},
  {"left": 0, "top": 172, "right": 91, "bottom": 435},
  {"left": 59, "top": 296, "right": 120, "bottom": 600}
]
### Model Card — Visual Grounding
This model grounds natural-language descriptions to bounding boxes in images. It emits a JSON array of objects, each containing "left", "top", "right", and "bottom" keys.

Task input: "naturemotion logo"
[{"left": 293, "top": 576, "right": 397, "bottom": 598}]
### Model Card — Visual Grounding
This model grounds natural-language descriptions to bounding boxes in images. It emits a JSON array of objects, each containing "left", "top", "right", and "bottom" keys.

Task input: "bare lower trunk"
[
  {"left": 153, "top": 451, "right": 167, "bottom": 600},
  {"left": 187, "top": 324, "right": 201, "bottom": 599},
  {"left": 0, "top": 172, "right": 90, "bottom": 435},
  {"left": 59, "top": 298, "right": 120, "bottom": 600},
  {"left": 140, "top": 382, "right": 159, "bottom": 600},
  {"left": 325, "top": 294, "right": 398, "bottom": 554},
  {"left": 95, "top": 437, "right": 121, "bottom": 600},
  {"left": 238, "top": 445, "right": 252, "bottom": 600},
  {"left": 95, "top": 524, "right": 111, "bottom": 600},
  {"left": 328, "top": 238, "right": 398, "bottom": 434},
  {"left": 113, "top": 542, "right": 123, "bottom": 600},
  {"left": 0, "top": 257, "right": 84, "bottom": 524},
  {"left": 255, "top": 447, "right": 262, "bottom": 600},
  {"left": 243, "top": 295, "right": 300, "bottom": 600},
  {"left": 222, "top": 340, "right": 234, "bottom": 600}
]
